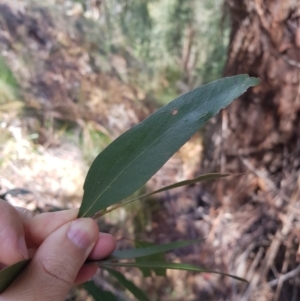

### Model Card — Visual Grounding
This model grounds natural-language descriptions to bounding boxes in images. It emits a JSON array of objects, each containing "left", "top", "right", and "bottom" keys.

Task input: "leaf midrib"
[{"left": 81, "top": 125, "right": 174, "bottom": 216}]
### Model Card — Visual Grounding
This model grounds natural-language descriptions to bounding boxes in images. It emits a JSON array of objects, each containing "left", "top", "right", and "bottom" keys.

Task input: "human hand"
[{"left": 0, "top": 199, "right": 116, "bottom": 300}]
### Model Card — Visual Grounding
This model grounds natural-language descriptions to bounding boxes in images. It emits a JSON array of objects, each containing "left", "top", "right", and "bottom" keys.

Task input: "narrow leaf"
[
  {"left": 139, "top": 173, "right": 227, "bottom": 197},
  {"left": 95, "top": 239, "right": 205, "bottom": 277},
  {"left": 100, "top": 173, "right": 227, "bottom": 216},
  {"left": 103, "top": 238, "right": 203, "bottom": 261},
  {"left": 79, "top": 75, "right": 259, "bottom": 217},
  {"left": 105, "top": 268, "right": 150, "bottom": 301},
  {"left": 134, "top": 241, "right": 166, "bottom": 277},
  {"left": 100, "top": 262, "right": 247, "bottom": 283},
  {"left": 83, "top": 281, "right": 120, "bottom": 301},
  {"left": 0, "top": 259, "right": 30, "bottom": 293}
]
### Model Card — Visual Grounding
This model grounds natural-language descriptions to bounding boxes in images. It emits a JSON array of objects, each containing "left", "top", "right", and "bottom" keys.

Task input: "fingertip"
[
  {"left": 1, "top": 217, "right": 100, "bottom": 299},
  {"left": 68, "top": 218, "right": 99, "bottom": 255},
  {"left": 25, "top": 208, "right": 80, "bottom": 247},
  {"left": 88, "top": 233, "right": 116, "bottom": 261}
]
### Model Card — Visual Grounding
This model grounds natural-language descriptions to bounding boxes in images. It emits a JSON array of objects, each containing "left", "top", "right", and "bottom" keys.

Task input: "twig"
[
  {"left": 240, "top": 157, "right": 290, "bottom": 203},
  {"left": 274, "top": 235, "right": 293, "bottom": 301},
  {"left": 268, "top": 264, "right": 300, "bottom": 288},
  {"left": 261, "top": 208, "right": 295, "bottom": 280},
  {"left": 241, "top": 272, "right": 260, "bottom": 301},
  {"left": 282, "top": 55, "right": 300, "bottom": 69},
  {"left": 246, "top": 247, "right": 264, "bottom": 281}
]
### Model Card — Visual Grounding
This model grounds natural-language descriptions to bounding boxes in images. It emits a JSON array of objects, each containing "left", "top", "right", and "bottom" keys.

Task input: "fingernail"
[
  {"left": 17, "top": 236, "right": 28, "bottom": 259},
  {"left": 68, "top": 219, "right": 95, "bottom": 251}
]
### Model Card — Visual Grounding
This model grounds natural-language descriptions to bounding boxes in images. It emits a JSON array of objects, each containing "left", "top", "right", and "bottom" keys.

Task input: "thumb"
[{"left": 2, "top": 218, "right": 98, "bottom": 301}]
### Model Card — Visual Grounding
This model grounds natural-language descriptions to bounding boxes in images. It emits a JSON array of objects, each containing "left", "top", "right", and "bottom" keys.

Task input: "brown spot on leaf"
[{"left": 172, "top": 109, "right": 178, "bottom": 115}]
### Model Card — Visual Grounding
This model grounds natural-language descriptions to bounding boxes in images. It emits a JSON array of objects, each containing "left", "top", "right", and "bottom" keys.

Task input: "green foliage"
[
  {"left": 134, "top": 241, "right": 166, "bottom": 277},
  {"left": 100, "top": 262, "right": 247, "bottom": 283},
  {"left": 83, "top": 281, "right": 121, "bottom": 301},
  {"left": 0, "top": 55, "right": 19, "bottom": 103},
  {"left": 79, "top": 75, "right": 258, "bottom": 217},
  {"left": 0, "top": 76, "right": 259, "bottom": 299},
  {"left": 165, "top": 0, "right": 194, "bottom": 57},
  {"left": 81, "top": 124, "right": 112, "bottom": 165},
  {"left": 69, "top": 0, "right": 230, "bottom": 101},
  {"left": 78, "top": 75, "right": 257, "bottom": 300},
  {"left": 120, "top": 0, "right": 153, "bottom": 49},
  {"left": 100, "top": 173, "right": 226, "bottom": 217},
  {"left": 107, "top": 239, "right": 203, "bottom": 261},
  {"left": 105, "top": 268, "right": 150, "bottom": 301},
  {"left": 0, "top": 259, "right": 30, "bottom": 292}
]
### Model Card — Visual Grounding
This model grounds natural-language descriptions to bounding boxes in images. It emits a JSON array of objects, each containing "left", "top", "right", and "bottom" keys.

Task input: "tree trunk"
[{"left": 201, "top": 1, "right": 300, "bottom": 300}]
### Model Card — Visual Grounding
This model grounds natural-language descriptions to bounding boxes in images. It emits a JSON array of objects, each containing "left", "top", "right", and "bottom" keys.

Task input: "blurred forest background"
[{"left": 0, "top": 0, "right": 300, "bottom": 300}]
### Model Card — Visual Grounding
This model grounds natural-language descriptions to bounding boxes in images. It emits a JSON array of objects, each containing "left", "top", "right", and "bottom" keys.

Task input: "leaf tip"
[{"left": 247, "top": 75, "right": 261, "bottom": 86}]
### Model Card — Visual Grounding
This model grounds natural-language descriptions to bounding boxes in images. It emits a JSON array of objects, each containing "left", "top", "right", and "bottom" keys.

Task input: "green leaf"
[
  {"left": 136, "top": 173, "right": 227, "bottom": 198},
  {"left": 101, "top": 173, "right": 227, "bottom": 216},
  {"left": 100, "top": 261, "right": 248, "bottom": 283},
  {"left": 83, "top": 281, "right": 120, "bottom": 301},
  {"left": 105, "top": 268, "right": 151, "bottom": 301},
  {"left": 105, "top": 238, "right": 204, "bottom": 261},
  {"left": 101, "top": 238, "right": 204, "bottom": 277},
  {"left": 134, "top": 241, "right": 166, "bottom": 277},
  {"left": 79, "top": 75, "right": 259, "bottom": 217},
  {"left": 0, "top": 259, "right": 30, "bottom": 293}
]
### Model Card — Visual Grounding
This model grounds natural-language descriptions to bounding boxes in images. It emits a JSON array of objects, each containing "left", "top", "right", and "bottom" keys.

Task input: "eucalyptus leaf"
[
  {"left": 101, "top": 173, "right": 227, "bottom": 216},
  {"left": 105, "top": 268, "right": 150, "bottom": 301},
  {"left": 96, "top": 238, "right": 205, "bottom": 277},
  {"left": 134, "top": 241, "right": 165, "bottom": 277},
  {"left": 83, "top": 281, "right": 120, "bottom": 301},
  {"left": 102, "top": 238, "right": 203, "bottom": 261},
  {"left": 100, "top": 261, "right": 247, "bottom": 283},
  {"left": 79, "top": 75, "right": 259, "bottom": 217},
  {"left": 134, "top": 173, "right": 227, "bottom": 199},
  {"left": 0, "top": 259, "right": 30, "bottom": 293}
]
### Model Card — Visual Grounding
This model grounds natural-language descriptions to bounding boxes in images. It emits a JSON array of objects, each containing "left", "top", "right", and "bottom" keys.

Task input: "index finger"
[
  {"left": 21, "top": 208, "right": 79, "bottom": 248},
  {"left": 23, "top": 209, "right": 116, "bottom": 261}
]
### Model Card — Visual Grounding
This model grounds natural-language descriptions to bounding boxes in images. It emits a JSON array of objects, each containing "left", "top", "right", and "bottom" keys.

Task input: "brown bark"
[
  {"left": 225, "top": 0, "right": 300, "bottom": 152},
  {"left": 203, "top": 0, "right": 300, "bottom": 205},
  {"left": 201, "top": 1, "right": 300, "bottom": 300}
]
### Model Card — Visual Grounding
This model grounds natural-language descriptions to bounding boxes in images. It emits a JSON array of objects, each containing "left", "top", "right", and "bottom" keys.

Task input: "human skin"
[{"left": 0, "top": 200, "right": 116, "bottom": 300}]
